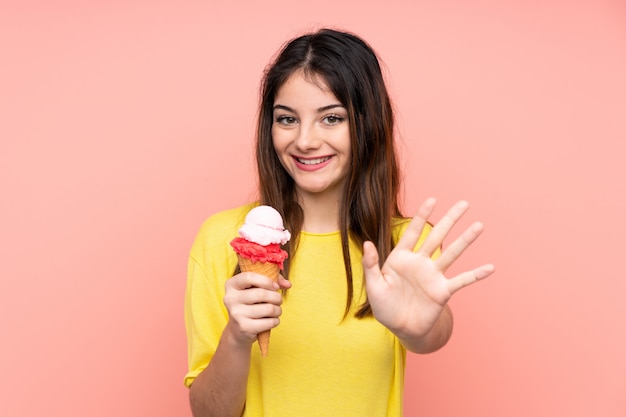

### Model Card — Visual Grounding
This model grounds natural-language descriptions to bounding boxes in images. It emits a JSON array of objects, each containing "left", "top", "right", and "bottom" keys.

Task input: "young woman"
[{"left": 184, "top": 28, "right": 494, "bottom": 417}]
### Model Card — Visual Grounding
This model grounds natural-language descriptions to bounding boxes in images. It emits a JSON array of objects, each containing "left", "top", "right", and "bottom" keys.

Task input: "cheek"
[
  {"left": 271, "top": 128, "right": 291, "bottom": 153},
  {"left": 270, "top": 126, "right": 281, "bottom": 147},
  {"left": 270, "top": 131, "right": 288, "bottom": 165},
  {"left": 335, "top": 128, "right": 352, "bottom": 155}
]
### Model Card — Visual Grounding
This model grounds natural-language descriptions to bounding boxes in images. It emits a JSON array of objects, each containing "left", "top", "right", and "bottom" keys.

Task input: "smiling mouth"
[{"left": 296, "top": 156, "right": 331, "bottom": 165}]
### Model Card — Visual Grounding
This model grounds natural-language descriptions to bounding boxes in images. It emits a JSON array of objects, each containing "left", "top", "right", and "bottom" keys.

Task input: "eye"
[
  {"left": 275, "top": 115, "right": 297, "bottom": 125},
  {"left": 323, "top": 114, "right": 345, "bottom": 125}
]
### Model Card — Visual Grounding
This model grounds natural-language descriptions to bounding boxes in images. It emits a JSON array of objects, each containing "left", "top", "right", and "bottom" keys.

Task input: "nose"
[{"left": 294, "top": 124, "right": 321, "bottom": 151}]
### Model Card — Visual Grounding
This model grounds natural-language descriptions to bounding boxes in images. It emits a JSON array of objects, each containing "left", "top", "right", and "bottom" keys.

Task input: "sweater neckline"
[{"left": 300, "top": 230, "right": 341, "bottom": 237}]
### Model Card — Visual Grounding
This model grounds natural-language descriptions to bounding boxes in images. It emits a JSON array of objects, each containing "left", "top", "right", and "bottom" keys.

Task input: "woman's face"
[{"left": 271, "top": 71, "right": 351, "bottom": 201}]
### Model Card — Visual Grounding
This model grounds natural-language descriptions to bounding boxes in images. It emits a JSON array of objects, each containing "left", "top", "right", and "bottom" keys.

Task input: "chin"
[
  {"left": 297, "top": 182, "right": 342, "bottom": 196},
  {"left": 299, "top": 186, "right": 329, "bottom": 194}
]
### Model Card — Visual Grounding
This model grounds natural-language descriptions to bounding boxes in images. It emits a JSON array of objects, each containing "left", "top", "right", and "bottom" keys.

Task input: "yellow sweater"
[{"left": 184, "top": 204, "right": 433, "bottom": 416}]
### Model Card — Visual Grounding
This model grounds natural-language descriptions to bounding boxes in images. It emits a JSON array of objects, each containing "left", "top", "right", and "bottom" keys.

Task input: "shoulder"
[
  {"left": 198, "top": 203, "right": 257, "bottom": 235},
  {"left": 190, "top": 202, "right": 257, "bottom": 261},
  {"left": 391, "top": 216, "right": 434, "bottom": 250}
]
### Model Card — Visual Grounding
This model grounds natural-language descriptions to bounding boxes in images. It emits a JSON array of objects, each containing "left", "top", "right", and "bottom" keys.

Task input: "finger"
[
  {"left": 229, "top": 272, "right": 279, "bottom": 291},
  {"left": 362, "top": 241, "right": 382, "bottom": 284},
  {"left": 244, "top": 303, "right": 283, "bottom": 320},
  {"left": 435, "top": 221, "right": 484, "bottom": 272},
  {"left": 234, "top": 315, "right": 281, "bottom": 336},
  {"left": 395, "top": 198, "right": 437, "bottom": 251},
  {"left": 237, "top": 287, "right": 283, "bottom": 306},
  {"left": 447, "top": 264, "right": 495, "bottom": 294},
  {"left": 419, "top": 200, "right": 469, "bottom": 256},
  {"left": 229, "top": 301, "right": 282, "bottom": 326},
  {"left": 277, "top": 274, "right": 292, "bottom": 289}
]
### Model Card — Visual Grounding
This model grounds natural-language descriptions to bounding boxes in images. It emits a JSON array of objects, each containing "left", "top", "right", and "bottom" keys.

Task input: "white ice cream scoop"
[{"left": 238, "top": 205, "right": 291, "bottom": 246}]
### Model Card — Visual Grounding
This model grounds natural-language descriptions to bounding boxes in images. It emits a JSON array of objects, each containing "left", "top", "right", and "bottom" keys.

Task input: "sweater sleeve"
[
  {"left": 183, "top": 206, "right": 248, "bottom": 387},
  {"left": 392, "top": 217, "right": 441, "bottom": 259}
]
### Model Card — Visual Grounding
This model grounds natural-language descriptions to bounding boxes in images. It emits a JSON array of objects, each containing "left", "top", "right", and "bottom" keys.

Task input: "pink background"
[{"left": 1, "top": 1, "right": 625, "bottom": 416}]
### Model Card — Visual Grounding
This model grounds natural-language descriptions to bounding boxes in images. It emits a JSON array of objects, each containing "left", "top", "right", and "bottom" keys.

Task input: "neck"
[{"left": 297, "top": 190, "right": 341, "bottom": 233}]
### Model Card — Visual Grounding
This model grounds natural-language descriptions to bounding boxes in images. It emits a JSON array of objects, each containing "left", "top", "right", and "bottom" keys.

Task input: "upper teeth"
[{"left": 298, "top": 157, "right": 330, "bottom": 165}]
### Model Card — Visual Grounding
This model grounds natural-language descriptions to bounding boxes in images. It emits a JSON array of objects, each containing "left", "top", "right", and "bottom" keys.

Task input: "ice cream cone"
[
  {"left": 237, "top": 254, "right": 280, "bottom": 357},
  {"left": 230, "top": 205, "right": 290, "bottom": 357}
]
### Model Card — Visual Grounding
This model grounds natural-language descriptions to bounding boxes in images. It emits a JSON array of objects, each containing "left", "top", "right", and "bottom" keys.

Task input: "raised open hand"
[{"left": 362, "top": 198, "right": 495, "bottom": 345}]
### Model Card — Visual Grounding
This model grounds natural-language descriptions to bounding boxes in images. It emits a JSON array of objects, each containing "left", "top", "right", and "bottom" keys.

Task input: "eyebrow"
[{"left": 273, "top": 104, "right": 345, "bottom": 113}]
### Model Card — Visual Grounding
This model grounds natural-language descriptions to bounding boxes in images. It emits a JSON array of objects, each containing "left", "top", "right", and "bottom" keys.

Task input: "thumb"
[
  {"left": 277, "top": 274, "right": 292, "bottom": 289},
  {"left": 362, "top": 241, "right": 382, "bottom": 284}
]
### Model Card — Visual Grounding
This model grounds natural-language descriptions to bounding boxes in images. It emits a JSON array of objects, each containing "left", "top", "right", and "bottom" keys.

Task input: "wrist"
[
  {"left": 222, "top": 321, "right": 256, "bottom": 353},
  {"left": 395, "top": 305, "right": 454, "bottom": 354}
]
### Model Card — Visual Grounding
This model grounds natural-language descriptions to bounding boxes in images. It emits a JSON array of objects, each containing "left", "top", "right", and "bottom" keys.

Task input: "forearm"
[
  {"left": 189, "top": 324, "right": 252, "bottom": 417},
  {"left": 397, "top": 305, "right": 454, "bottom": 354}
]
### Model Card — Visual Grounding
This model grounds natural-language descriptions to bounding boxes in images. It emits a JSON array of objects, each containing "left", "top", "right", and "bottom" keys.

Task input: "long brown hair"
[{"left": 256, "top": 28, "right": 402, "bottom": 318}]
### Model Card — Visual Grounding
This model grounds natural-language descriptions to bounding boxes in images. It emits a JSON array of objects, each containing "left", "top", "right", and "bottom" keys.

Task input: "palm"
[{"left": 363, "top": 199, "right": 494, "bottom": 337}]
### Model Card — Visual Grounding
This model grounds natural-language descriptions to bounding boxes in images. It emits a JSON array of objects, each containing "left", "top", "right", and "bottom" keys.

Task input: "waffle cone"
[{"left": 237, "top": 254, "right": 280, "bottom": 357}]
